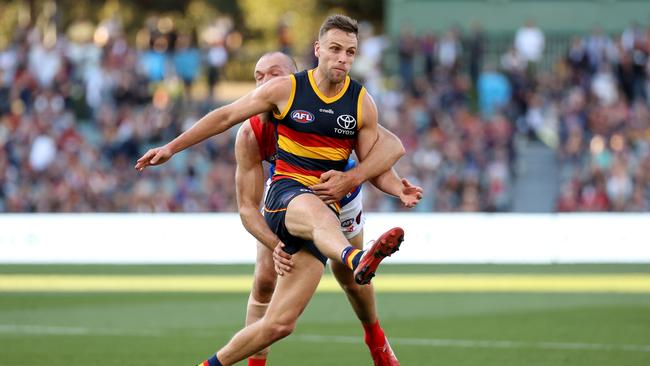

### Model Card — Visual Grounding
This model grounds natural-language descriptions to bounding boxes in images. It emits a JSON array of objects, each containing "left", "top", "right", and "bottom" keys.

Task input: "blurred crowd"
[
  {"left": 1, "top": 14, "right": 649, "bottom": 212},
  {"left": 357, "top": 21, "right": 650, "bottom": 212},
  {"left": 0, "top": 17, "right": 238, "bottom": 212},
  {"left": 552, "top": 25, "right": 650, "bottom": 212}
]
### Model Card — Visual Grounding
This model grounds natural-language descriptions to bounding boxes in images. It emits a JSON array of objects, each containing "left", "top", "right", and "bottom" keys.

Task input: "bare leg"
[
  {"left": 330, "top": 232, "right": 378, "bottom": 325},
  {"left": 284, "top": 194, "right": 352, "bottom": 263},
  {"left": 245, "top": 242, "right": 277, "bottom": 360},
  {"left": 215, "top": 250, "right": 325, "bottom": 366}
]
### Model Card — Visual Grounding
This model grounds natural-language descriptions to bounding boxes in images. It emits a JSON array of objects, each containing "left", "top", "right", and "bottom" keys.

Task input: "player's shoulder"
[{"left": 254, "top": 75, "right": 295, "bottom": 102}]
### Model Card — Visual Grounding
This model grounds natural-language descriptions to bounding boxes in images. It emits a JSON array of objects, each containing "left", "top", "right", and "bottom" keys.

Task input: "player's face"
[
  {"left": 254, "top": 54, "right": 292, "bottom": 87},
  {"left": 315, "top": 29, "right": 357, "bottom": 84}
]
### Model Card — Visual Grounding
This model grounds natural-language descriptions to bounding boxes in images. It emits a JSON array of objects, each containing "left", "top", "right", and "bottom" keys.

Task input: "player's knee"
[
  {"left": 321, "top": 212, "right": 341, "bottom": 227},
  {"left": 264, "top": 319, "right": 296, "bottom": 341},
  {"left": 311, "top": 213, "right": 340, "bottom": 235},
  {"left": 252, "top": 274, "right": 277, "bottom": 303}
]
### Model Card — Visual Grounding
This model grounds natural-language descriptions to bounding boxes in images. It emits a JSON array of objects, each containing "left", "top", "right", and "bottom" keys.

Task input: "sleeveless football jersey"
[
  {"left": 250, "top": 112, "right": 361, "bottom": 205},
  {"left": 270, "top": 69, "right": 366, "bottom": 187}
]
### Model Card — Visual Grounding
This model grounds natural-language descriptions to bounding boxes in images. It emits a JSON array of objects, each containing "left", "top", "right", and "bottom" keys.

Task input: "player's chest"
[{"left": 285, "top": 98, "right": 358, "bottom": 139}]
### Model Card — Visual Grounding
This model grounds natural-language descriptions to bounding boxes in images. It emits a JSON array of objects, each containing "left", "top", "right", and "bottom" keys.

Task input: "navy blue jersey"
[{"left": 270, "top": 69, "right": 366, "bottom": 188}]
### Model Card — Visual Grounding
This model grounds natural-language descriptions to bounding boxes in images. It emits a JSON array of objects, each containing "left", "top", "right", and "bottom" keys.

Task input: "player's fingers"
[
  {"left": 277, "top": 252, "right": 293, "bottom": 266},
  {"left": 276, "top": 254, "right": 293, "bottom": 267},
  {"left": 273, "top": 259, "right": 284, "bottom": 275},
  {"left": 139, "top": 150, "right": 159, "bottom": 163},
  {"left": 150, "top": 151, "right": 162, "bottom": 165},
  {"left": 274, "top": 247, "right": 290, "bottom": 262},
  {"left": 136, "top": 150, "right": 153, "bottom": 163},
  {"left": 319, "top": 170, "right": 336, "bottom": 182},
  {"left": 273, "top": 256, "right": 290, "bottom": 273},
  {"left": 310, "top": 183, "right": 326, "bottom": 193},
  {"left": 316, "top": 193, "right": 335, "bottom": 202},
  {"left": 277, "top": 249, "right": 292, "bottom": 259}
]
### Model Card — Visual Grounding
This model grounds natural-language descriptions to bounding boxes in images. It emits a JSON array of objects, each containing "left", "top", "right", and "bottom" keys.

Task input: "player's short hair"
[
  {"left": 259, "top": 51, "right": 298, "bottom": 73},
  {"left": 319, "top": 14, "right": 358, "bottom": 39}
]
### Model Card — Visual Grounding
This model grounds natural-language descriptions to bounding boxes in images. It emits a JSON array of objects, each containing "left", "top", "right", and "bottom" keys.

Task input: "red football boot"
[
  {"left": 354, "top": 227, "right": 404, "bottom": 285},
  {"left": 370, "top": 337, "right": 400, "bottom": 366}
]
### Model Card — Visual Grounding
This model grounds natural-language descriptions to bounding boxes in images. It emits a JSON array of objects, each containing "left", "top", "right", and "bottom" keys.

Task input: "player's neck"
[{"left": 312, "top": 67, "right": 345, "bottom": 98}]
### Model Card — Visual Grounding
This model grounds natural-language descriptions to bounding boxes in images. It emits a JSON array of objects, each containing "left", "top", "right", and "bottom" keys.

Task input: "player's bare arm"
[
  {"left": 372, "top": 170, "right": 423, "bottom": 208},
  {"left": 366, "top": 127, "right": 423, "bottom": 207},
  {"left": 134, "top": 76, "right": 293, "bottom": 171},
  {"left": 310, "top": 125, "right": 406, "bottom": 203},
  {"left": 311, "top": 91, "right": 406, "bottom": 203},
  {"left": 235, "top": 120, "right": 294, "bottom": 274}
]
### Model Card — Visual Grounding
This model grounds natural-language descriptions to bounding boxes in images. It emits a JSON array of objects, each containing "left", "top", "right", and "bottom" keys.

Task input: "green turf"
[
  {"left": 1, "top": 263, "right": 649, "bottom": 275},
  {"left": 1, "top": 265, "right": 650, "bottom": 366}
]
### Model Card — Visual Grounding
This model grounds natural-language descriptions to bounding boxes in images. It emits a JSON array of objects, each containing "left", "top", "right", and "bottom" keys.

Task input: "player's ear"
[{"left": 314, "top": 40, "right": 320, "bottom": 58}]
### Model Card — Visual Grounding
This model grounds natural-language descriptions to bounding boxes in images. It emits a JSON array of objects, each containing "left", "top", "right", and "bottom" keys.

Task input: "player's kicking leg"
[{"left": 284, "top": 192, "right": 403, "bottom": 284}]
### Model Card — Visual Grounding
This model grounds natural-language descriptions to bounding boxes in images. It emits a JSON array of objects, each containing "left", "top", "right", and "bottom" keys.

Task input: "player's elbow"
[
  {"left": 394, "top": 141, "right": 406, "bottom": 159},
  {"left": 238, "top": 205, "right": 260, "bottom": 228},
  {"left": 387, "top": 139, "right": 406, "bottom": 162},
  {"left": 378, "top": 128, "right": 406, "bottom": 161}
]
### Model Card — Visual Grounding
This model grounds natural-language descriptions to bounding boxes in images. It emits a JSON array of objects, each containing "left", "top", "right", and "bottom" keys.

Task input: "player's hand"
[
  {"left": 310, "top": 170, "right": 358, "bottom": 204},
  {"left": 134, "top": 146, "right": 173, "bottom": 171},
  {"left": 273, "top": 241, "right": 293, "bottom": 276},
  {"left": 399, "top": 178, "right": 423, "bottom": 208}
]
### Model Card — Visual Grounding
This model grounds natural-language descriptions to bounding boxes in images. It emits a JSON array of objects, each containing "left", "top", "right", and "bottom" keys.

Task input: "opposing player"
[
  {"left": 237, "top": 51, "right": 422, "bottom": 366},
  {"left": 135, "top": 15, "right": 412, "bottom": 366}
]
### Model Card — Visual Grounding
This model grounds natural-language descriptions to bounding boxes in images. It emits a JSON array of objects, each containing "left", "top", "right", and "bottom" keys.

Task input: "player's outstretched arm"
[
  {"left": 135, "top": 76, "right": 292, "bottom": 171},
  {"left": 370, "top": 169, "right": 423, "bottom": 208},
  {"left": 235, "top": 121, "right": 293, "bottom": 274}
]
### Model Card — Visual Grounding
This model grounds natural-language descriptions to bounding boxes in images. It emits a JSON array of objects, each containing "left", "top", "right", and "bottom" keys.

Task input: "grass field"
[{"left": 1, "top": 264, "right": 650, "bottom": 366}]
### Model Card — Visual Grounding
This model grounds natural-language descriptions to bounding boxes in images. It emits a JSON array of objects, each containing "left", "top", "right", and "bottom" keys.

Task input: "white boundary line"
[
  {"left": 290, "top": 334, "right": 650, "bottom": 353},
  {"left": 2, "top": 324, "right": 649, "bottom": 353},
  {"left": 0, "top": 324, "right": 160, "bottom": 337}
]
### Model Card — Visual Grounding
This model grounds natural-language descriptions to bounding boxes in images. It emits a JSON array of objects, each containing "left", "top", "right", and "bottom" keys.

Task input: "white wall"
[{"left": 0, "top": 213, "right": 648, "bottom": 263}]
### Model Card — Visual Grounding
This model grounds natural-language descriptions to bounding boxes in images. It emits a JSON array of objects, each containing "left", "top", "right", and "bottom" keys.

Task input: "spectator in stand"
[
  {"left": 173, "top": 33, "right": 201, "bottom": 96},
  {"left": 397, "top": 24, "right": 416, "bottom": 90},
  {"left": 514, "top": 19, "right": 545, "bottom": 76}
]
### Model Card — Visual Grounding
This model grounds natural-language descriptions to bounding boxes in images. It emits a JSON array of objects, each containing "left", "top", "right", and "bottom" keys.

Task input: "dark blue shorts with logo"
[{"left": 263, "top": 178, "right": 328, "bottom": 265}]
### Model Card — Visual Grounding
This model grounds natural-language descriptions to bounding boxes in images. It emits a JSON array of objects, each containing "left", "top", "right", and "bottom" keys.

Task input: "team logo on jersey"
[
  {"left": 291, "top": 110, "right": 315, "bottom": 123},
  {"left": 336, "top": 114, "right": 356, "bottom": 130}
]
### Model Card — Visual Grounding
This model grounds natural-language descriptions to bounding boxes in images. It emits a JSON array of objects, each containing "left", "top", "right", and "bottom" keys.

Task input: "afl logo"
[
  {"left": 337, "top": 114, "right": 356, "bottom": 130},
  {"left": 291, "top": 110, "right": 315, "bottom": 123}
]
